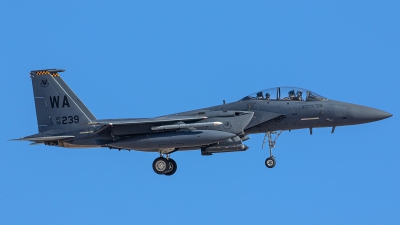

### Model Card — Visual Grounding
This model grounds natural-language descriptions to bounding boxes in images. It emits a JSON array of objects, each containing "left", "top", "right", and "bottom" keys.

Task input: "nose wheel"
[
  {"left": 262, "top": 131, "right": 282, "bottom": 169},
  {"left": 152, "top": 155, "right": 178, "bottom": 176},
  {"left": 265, "top": 157, "right": 276, "bottom": 168}
]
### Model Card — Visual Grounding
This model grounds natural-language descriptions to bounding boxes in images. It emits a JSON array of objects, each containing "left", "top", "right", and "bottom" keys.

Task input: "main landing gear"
[
  {"left": 152, "top": 154, "right": 177, "bottom": 176},
  {"left": 262, "top": 131, "right": 283, "bottom": 169}
]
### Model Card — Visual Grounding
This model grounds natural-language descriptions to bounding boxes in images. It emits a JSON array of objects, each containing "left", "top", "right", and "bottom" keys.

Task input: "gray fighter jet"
[{"left": 14, "top": 69, "right": 392, "bottom": 175}]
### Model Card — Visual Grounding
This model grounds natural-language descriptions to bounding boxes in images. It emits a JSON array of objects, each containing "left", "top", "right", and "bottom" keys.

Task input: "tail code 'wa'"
[{"left": 49, "top": 95, "right": 70, "bottom": 108}]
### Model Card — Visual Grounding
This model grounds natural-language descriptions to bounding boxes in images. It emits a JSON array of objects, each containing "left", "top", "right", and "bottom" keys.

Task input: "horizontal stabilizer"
[{"left": 12, "top": 135, "right": 75, "bottom": 142}]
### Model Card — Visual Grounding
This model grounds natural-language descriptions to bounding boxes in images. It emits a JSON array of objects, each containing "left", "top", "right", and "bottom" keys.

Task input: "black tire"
[
  {"left": 265, "top": 157, "right": 276, "bottom": 168},
  {"left": 164, "top": 158, "right": 178, "bottom": 176},
  {"left": 152, "top": 157, "right": 170, "bottom": 174}
]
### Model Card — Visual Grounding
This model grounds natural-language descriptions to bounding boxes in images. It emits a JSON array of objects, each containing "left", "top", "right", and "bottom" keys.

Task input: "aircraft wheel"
[
  {"left": 164, "top": 158, "right": 177, "bottom": 176},
  {"left": 152, "top": 157, "right": 170, "bottom": 174},
  {"left": 265, "top": 157, "right": 276, "bottom": 168}
]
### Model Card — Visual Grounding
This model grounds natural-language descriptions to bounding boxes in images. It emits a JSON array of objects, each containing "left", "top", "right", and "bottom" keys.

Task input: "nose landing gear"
[
  {"left": 262, "top": 131, "right": 282, "bottom": 169},
  {"left": 265, "top": 157, "right": 276, "bottom": 168}
]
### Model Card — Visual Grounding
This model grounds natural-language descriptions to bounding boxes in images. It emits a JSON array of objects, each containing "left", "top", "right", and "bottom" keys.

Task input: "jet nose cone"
[
  {"left": 348, "top": 104, "right": 392, "bottom": 123},
  {"left": 369, "top": 109, "right": 392, "bottom": 120}
]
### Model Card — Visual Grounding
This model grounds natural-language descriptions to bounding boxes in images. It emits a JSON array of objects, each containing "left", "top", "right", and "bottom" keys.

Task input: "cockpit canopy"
[{"left": 240, "top": 87, "right": 327, "bottom": 102}]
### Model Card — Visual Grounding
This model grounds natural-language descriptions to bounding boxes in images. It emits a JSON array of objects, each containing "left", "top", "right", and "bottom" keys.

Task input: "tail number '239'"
[{"left": 55, "top": 116, "right": 79, "bottom": 125}]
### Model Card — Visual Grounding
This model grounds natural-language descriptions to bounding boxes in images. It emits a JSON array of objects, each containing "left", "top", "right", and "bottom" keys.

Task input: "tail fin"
[{"left": 30, "top": 69, "right": 96, "bottom": 133}]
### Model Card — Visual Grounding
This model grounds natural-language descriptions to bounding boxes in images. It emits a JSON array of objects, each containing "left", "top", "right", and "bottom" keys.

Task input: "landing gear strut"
[
  {"left": 152, "top": 153, "right": 178, "bottom": 176},
  {"left": 262, "top": 131, "right": 282, "bottom": 169}
]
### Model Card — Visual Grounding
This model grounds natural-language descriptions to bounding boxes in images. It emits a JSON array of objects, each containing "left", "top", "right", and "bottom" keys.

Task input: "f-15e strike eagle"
[{"left": 14, "top": 69, "right": 392, "bottom": 175}]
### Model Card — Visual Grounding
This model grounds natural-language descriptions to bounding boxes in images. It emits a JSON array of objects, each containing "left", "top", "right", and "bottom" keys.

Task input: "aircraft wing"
[
  {"left": 90, "top": 115, "right": 210, "bottom": 136},
  {"left": 89, "top": 115, "right": 207, "bottom": 125}
]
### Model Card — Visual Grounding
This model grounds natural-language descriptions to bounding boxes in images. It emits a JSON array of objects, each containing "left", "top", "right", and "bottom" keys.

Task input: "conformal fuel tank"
[{"left": 109, "top": 130, "right": 236, "bottom": 151}]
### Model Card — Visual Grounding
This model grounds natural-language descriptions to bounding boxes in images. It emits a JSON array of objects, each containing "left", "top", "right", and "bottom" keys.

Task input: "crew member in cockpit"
[
  {"left": 265, "top": 93, "right": 270, "bottom": 100},
  {"left": 256, "top": 92, "right": 264, "bottom": 99},
  {"left": 297, "top": 90, "right": 303, "bottom": 101},
  {"left": 288, "top": 90, "right": 295, "bottom": 100}
]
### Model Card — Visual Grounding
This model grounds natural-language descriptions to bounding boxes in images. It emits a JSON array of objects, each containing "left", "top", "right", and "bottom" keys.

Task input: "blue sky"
[{"left": 1, "top": 1, "right": 399, "bottom": 224}]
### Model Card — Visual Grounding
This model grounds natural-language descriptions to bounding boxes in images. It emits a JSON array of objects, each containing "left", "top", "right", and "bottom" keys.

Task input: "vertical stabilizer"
[{"left": 30, "top": 69, "right": 96, "bottom": 133}]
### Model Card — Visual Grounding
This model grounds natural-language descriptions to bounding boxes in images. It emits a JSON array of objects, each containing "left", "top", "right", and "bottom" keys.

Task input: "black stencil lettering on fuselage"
[
  {"left": 62, "top": 95, "right": 70, "bottom": 108},
  {"left": 57, "top": 115, "right": 80, "bottom": 125},
  {"left": 49, "top": 95, "right": 70, "bottom": 108},
  {"left": 62, "top": 116, "right": 73, "bottom": 124},
  {"left": 50, "top": 96, "right": 59, "bottom": 108}
]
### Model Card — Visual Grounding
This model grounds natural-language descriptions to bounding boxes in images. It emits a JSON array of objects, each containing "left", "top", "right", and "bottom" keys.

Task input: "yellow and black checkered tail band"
[{"left": 35, "top": 71, "right": 59, "bottom": 77}]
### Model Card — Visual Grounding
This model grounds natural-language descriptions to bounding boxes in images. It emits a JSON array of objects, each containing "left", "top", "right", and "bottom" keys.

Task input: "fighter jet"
[{"left": 14, "top": 69, "right": 392, "bottom": 175}]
